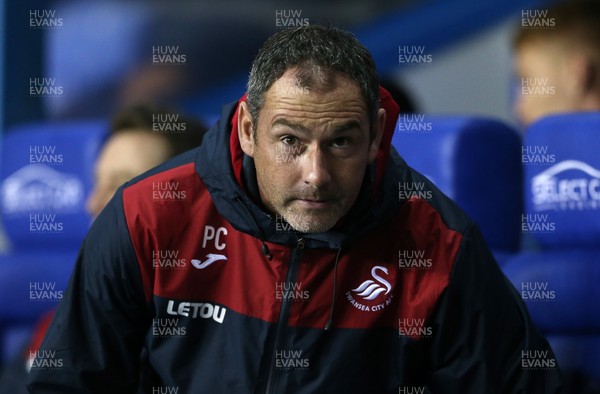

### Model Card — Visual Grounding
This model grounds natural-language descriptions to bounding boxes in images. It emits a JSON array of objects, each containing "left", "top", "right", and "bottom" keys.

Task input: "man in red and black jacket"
[{"left": 28, "top": 25, "right": 563, "bottom": 393}]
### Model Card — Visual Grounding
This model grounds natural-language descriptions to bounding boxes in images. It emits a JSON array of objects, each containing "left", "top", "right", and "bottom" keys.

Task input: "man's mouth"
[{"left": 294, "top": 198, "right": 332, "bottom": 209}]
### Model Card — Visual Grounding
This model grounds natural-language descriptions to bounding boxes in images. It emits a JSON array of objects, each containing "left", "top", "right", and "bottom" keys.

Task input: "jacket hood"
[{"left": 196, "top": 87, "right": 402, "bottom": 249}]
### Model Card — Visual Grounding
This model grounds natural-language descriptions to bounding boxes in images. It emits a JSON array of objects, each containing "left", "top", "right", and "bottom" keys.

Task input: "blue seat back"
[
  {"left": 502, "top": 112, "right": 600, "bottom": 383},
  {"left": 0, "top": 121, "right": 107, "bottom": 250},
  {"left": 392, "top": 115, "right": 522, "bottom": 254},
  {"left": 0, "top": 120, "right": 107, "bottom": 362},
  {"left": 523, "top": 113, "right": 600, "bottom": 249}
]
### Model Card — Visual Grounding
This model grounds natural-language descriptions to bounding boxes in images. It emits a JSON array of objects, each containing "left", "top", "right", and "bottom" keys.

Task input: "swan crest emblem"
[{"left": 352, "top": 266, "right": 392, "bottom": 301}]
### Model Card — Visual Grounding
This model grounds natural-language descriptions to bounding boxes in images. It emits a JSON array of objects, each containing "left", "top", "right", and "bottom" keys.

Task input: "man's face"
[
  {"left": 513, "top": 40, "right": 578, "bottom": 127},
  {"left": 238, "top": 69, "right": 385, "bottom": 233},
  {"left": 86, "top": 131, "right": 171, "bottom": 217}
]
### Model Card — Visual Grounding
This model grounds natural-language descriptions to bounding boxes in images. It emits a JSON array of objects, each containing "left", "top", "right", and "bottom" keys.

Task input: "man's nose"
[{"left": 302, "top": 145, "right": 332, "bottom": 188}]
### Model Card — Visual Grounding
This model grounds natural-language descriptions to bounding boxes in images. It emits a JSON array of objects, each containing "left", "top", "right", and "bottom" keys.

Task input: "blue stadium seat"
[
  {"left": 392, "top": 115, "right": 523, "bottom": 263},
  {"left": 0, "top": 121, "right": 107, "bottom": 362},
  {"left": 502, "top": 112, "right": 600, "bottom": 383}
]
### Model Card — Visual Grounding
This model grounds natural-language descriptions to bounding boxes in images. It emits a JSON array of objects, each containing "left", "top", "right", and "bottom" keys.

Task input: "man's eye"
[
  {"left": 281, "top": 136, "right": 298, "bottom": 145},
  {"left": 332, "top": 137, "right": 350, "bottom": 148}
]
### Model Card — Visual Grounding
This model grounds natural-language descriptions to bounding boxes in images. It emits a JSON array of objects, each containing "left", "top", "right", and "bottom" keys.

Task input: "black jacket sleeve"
[
  {"left": 425, "top": 224, "right": 564, "bottom": 393},
  {"left": 0, "top": 346, "right": 29, "bottom": 394},
  {"left": 26, "top": 189, "right": 151, "bottom": 393}
]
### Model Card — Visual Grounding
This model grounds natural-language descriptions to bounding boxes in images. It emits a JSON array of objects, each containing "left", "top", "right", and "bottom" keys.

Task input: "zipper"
[{"left": 264, "top": 237, "right": 305, "bottom": 394}]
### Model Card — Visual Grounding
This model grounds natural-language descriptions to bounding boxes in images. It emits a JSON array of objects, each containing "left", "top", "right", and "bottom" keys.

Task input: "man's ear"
[
  {"left": 575, "top": 55, "right": 596, "bottom": 96},
  {"left": 238, "top": 101, "right": 255, "bottom": 157},
  {"left": 564, "top": 54, "right": 595, "bottom": 99},
  {"left": 368, "top": 108, "right": 386, "bottom": 162}
]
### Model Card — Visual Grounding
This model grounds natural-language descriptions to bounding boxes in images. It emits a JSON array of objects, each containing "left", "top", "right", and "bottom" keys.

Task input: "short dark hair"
[
  {"left": 110, "top": 105, "right": 207, "bottom": 157},
  {"left": 247, "top": 25, "right": 380, "bottom": 128},
  {"left": 513, "top": 1, "right": 600, "bottom": 65}
]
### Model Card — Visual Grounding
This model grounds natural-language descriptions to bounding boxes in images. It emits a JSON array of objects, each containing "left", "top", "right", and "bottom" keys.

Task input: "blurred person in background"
[
  {"left": 86, "top": 105, "right": 207, "bottom": 217},
  {"left": 0, "top": 105, "right": 206, "bottom": 394},
  {"left": 514, "top": 3, "right": 600, "bottom": 392},
  {"left": 513, "top": 0, "right": 600, "bottom": 127}
]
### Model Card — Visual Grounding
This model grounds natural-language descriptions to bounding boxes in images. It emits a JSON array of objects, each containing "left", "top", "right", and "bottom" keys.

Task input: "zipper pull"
[
  {"left": 296, "top": 238, "right": 305, "bottom": 258},
  {"left": 262, "top": 242, "right": 273, "bottom": 260}
]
